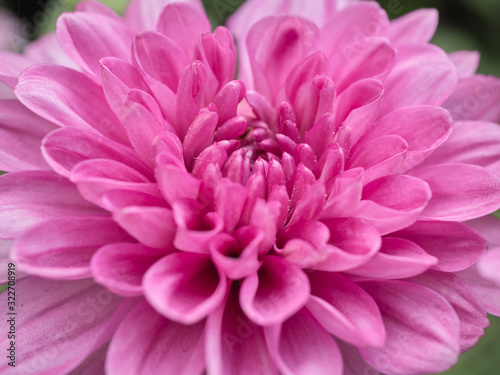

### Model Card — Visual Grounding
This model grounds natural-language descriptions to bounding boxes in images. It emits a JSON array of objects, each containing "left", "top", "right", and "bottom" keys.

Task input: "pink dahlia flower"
[{"left": 1, "top": 0, "right": 500, "bottom": 374}]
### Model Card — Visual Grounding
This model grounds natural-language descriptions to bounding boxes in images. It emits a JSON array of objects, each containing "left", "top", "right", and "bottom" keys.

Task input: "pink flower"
[{"left": 1, "top": 0, "right": 500, "bottom": 374}]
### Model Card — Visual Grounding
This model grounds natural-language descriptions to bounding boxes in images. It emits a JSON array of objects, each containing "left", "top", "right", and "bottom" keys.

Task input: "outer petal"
[
  {"left": 380, "top": 45, "right": 458, "bottom": 116},
  {"left": 56, "top": 12, "right": 134, "bottom": 82},
  {"left": 156, "top": 2, "right": 211, "bottom": 60},
  {"left": 264, "top": 308, "right": 343, "bottom": 375},
  {"left": 42, "top": 126, "right": 151, "bottom": 179},
  {"left": 409, "top": 270, "right": 489, "bottom": 352},
  {"left": 420, "top": 120, "right": 500, "bottom": 176},
  {"left": 106, "top": 300, "right": 205, "bottom": 375},
  {"left": 456, "top": 265, "right": 500, "bottom": 316},
  {"left": 15, "top": 64, "right": 128, "bottom": 144},
  {"left": 364, "top": 105, "right": 453, "bottom": 172},
  {"left": 307, "top": 271, "right": 386, "bottom": 347},
  {"left": 387, "top": 8, "right": 438, "bottom": 45},
  {"left": 0, "top": 99, "right": 56, "bottom": 172},
  {"left": 0, "top": 277, "right": 136, "bottom": 375},
  {"left": 240, "top": 255, "right": 310, "bottom": 326},
  {"left": 68, "top": 344, "right": 108, "bottom": 375},
  {"left": 0, "top": 171, "right": 104, "bottom": 238},
  {"left": 11, "top": 216, "right": 132, "bottom": 279},
  {"left": 477, "top": 248, "right": 500, "bottom": 285},
  {"left": 444, "top": 75, "right": 500, "bottom": 123},
  {"left": 125, "top": 0, "right": 204, "bottom": 32},
  {"left": 143, "top": 252, "right": 226, "bottom": 324},
  {"left": 205, "top": 285, "right": 278, "bottom": 375},
  {"left": 358, "top": 280, "right": 460, "bottom": 375},
  {"left": 393, "top": 221, "right": 487, "bottom": 272},
  {"left": 409, "top": 163, "right": 500, "bottom": 221},
  {"left": 449, "top": 51, "right": 480, "bottom": 79},
  {"left": 23, "top": 32, "right": 79, "bottom": 69},
  {"left": 466, "top": 215, "right": 500, "bottom": 247}
]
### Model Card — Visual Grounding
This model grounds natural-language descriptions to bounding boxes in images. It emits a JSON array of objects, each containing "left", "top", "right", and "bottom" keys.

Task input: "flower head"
[{"left": 1, "top": 0, "right": 500, "bottom": 374}]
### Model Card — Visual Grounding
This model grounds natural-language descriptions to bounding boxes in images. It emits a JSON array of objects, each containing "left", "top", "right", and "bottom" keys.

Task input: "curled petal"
[
  {"left": 107, "top": 300, "right": 205, "bottom": 375},
  {"left": 144, "top": 252, "right": 226, "bottom": 324},
  {"left": 240, "top": 255, "right": 310, "bottom": 326}
]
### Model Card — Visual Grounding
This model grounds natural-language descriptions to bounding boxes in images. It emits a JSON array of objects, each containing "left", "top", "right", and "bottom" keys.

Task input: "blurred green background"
[{"left": 0, "top": 0, "right": 499, "bottom": 374}]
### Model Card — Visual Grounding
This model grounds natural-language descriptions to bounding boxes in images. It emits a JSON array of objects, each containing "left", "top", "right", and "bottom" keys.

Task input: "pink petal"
[
  {"left": 307, "top": 271, "right": 385, "bottom": 347},
  {"left": 122, "top": 90, "right": 166, "bottom": 168},
  {"left": 322, "top": 168, "right": 363, "bottom": 219},
  {"left": 420, "top": 120, "right": 500, "bottom": 176},
  {"left": 365, "top": 105, "right": 453, "bottom": 172},
  {"left": 213, "top": 80, "right": 246, "bottom": 125},
  {"left": 183, "top": 108, "right": 218, "bottom": 170},
  {"left": 194, "top": 30, "right": 236, "bottom": 101},
  {"left": 156, "top": 154, "right": 201, "bottom": 205},
  {"left": 449, "top": 50, "right": 480, "bottom": 79},
  {"left": 0, "top": 276, "right": 136, "bottom": 375},
  {"left": 15, "top": 64, "right": 128, "bottom": 144},
  {"left": 335, "top": 78, "right": 384, "bottom": 145},
  {"left": 42, "top": 126, "right": 152, "bottom": 179},
  {"left": 113, "top": 206, "right": 176, "bottom": 249},
  {"left": 107, "top": 299, "right": 205, "bottom": 375},
  {"left": 125, "top": 0, "right": 204, "bottom": 32},
  {"left": 0, "top": 51, "right": 35, "bottom": 90},
  {"left": 175, "top": 61, "right": 207, "bottom": 139},
  {"left": 240, "top": 255, "right": 310, "bottom": 325},
  {"left": 133, "top": 30, "right": 188, "bottom": 92},
  {"left": 466, "top": 215, "right": 500, "bottom": 247},
  {"left": 172, "top": 199, "right": 224, "bottom": 254},
  {"left": 354, "top": 174, "right": 432, "bottom": 235},
  {"left": 68, "top": 343, "right": 108, "bottom": 375},
  {"left": 265, "top": 307, "right": 343, "bottom": 375},
  {"left": 359, "top": 280, "right": 460, "bottom": 374},
  {"left": 70, "top": 159, "right": 161, "bottom": 210},
  {"left": 247, "top": 15, "right": 319, "bottom": 103},
  {"left": 0, "top": 99, "right": 56, "bottom": 172},
  {"left": 319, "top": 2, "right": 389, "bottom": 59},
  {"left": 156, "top": 2, "right": 211, "bottom": 60},
  {"left": 410, "top": 270, "right": 489, "bottom": 352},
  {"left": 337, "top": 340, "right": 381, "bottom": 375},
  {"left": 409, "top": 163, "right": 500, "bottom": 221},
  {"left": 210, "top": 228, "right": 262, "bottom": 280},
  {"left": 394, "top": 221, "right": 487, "bottom": 272},
  {"left": 456, "top": 265, "right": 500, "bottom": 316},
  {"left": 0, "top": 171, "right": 104, "bottom": 238},
  {"left": 347, "top": 237, "right": 438, "bottom": 279},
  {"left": 205, "top": 285, "right": 278, "bottom": 375},
  {"left": 380, "top": 44, "right": 458, "bottom": 116},
  {"left": 23, "top": 32, "right": 79, "bottom": 69},
  {"left": 100, "top": 56, "right": 151, "bottom": 122},
  {"left": 143, "top": 252, "right": 226, "bottom": 324},
  {"left": 56, "top": 12, "right": 134, "bottom": 82},
  {"left": 444, "top": 75, "right": 500, "bottom": 123},
  {"left": 313, "top": 217, "right": 381, "bottom": 271},
  {"left": 91, "top": 243, "right": 166, "bottom": 297},
  {"left": 0, "top": 240, "right": 14, "bottom": 283},
  {"left": 11, "top": 216, "right": 131, "bottom": 279},
  {"left": 216, "top": 179, "right": 248, "bottom": 233},
  {"left": 477, "top": 247, "right": 500, "bottom": 285},
  {"left": 328, "top": 36, "right": 396, "bottom": 93},
  {"left": 347, "top": 135, "right": 408, "bottom": 184},
  {"left": 388, "top": 8, "right": 438, "bottom": 45}
]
